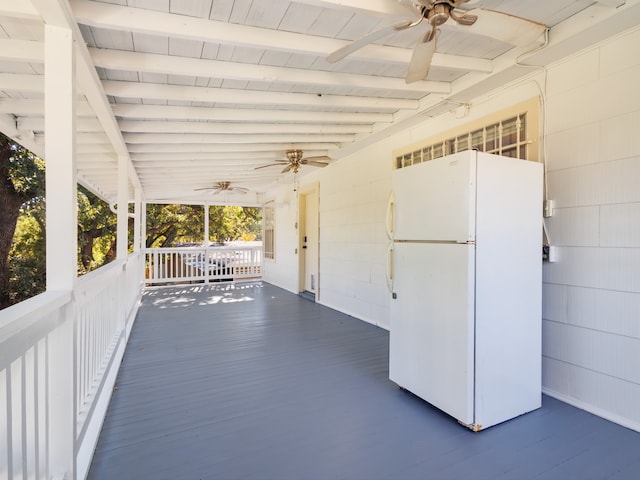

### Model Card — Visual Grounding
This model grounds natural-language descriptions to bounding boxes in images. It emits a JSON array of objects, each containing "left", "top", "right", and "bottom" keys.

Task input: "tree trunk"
[{"left": 0, "top": 143, "right": 31, "bottom": 309}]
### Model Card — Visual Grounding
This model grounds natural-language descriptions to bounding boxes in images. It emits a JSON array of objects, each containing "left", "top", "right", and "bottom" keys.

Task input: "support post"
[
  {"left": 116, "top": 155, "right": 128, "bottom": 260},
  {"left": 44, "top": 23, "right": 76, "bottom": 480}
]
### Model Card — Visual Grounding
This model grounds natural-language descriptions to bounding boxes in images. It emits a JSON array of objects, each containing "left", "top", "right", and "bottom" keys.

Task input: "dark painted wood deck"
[{"left": 89, "top": 282, "right": 640, "bottom": 480}]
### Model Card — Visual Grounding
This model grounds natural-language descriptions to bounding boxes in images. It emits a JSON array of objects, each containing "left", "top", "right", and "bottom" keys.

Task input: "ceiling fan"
[
  {"left": 194, "top": 181, "right": 250, "bottom": 195},
  {"left": 255, "top": 149, "right": 331, "bottom": 174},
  {"left": 327, "top": 0, "right": 547, "bottom": 84}
]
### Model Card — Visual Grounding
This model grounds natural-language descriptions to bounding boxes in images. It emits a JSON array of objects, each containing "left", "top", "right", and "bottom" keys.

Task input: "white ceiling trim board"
[{"left": 89, "top": 49, "right": 451, "bottom": 94}]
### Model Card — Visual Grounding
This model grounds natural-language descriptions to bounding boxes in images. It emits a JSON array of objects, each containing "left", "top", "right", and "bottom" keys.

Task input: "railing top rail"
[{"left": 145, "top": 245, "right": 261, "bottom": 252}]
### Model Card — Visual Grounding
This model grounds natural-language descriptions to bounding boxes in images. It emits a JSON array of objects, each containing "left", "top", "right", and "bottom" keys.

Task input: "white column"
[
  {"left": 116, "top": 155, "right": 128, "bottom": 259},
  {"left": 133, "top": 188, "right": 142, "bottom": 252},
  {"left": 44, "top": 24, "right": 76, "bottom": 480}
]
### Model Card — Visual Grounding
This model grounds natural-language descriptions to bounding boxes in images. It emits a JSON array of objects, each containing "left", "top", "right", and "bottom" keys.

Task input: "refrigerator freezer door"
[
  {"left": 389, "top": 241, "right": 475, "bottom": 425},
  {"left": 392, "top": 150, "right": 476, "bottom": 242}
]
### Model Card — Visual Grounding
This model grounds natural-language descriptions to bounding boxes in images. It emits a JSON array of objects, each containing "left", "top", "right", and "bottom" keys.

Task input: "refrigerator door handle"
[
  {"left": 386, "top": 192, "right": 394, "bottom": 240},
  {"left": 385, "top": 243, "right": 394, "bottom": 293}
]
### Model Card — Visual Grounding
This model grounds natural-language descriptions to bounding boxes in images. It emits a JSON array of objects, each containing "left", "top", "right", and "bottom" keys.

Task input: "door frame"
[{"left": 297, "top": 182, "right": 320, "bottom": 300}]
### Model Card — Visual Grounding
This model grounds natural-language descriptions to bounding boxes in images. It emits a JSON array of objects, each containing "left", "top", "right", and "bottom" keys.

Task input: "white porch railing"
[
  {"left": 0, "top": 251, "right": 144, "bottom": 480},
  {"left": 144, "top": 245, "right": 262, "bottom": 285}
]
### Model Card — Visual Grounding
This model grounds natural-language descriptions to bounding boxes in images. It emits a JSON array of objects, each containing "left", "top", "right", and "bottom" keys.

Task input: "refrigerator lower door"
[{"left": 389, "top": 241, "right": 475, "bottom": 425}]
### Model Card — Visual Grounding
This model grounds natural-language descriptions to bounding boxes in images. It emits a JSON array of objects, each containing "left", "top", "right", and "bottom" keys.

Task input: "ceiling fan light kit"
[{"left": 327, "top": 0, "right": 546, "bottom": 84}]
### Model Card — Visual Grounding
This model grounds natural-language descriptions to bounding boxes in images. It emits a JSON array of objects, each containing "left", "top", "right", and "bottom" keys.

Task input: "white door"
[
  {"left": 392, "top": 150, "right": 476, "bottom": 242},
  {"left": 389, "top": 241, "right": 475, "bottom": 425},
  {"left": 303, "top": 191, "right": 319, "bottom": 294}
]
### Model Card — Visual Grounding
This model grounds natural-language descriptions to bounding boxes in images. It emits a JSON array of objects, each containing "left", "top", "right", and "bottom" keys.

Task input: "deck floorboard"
[{"left": 88, "top": 282, "right": 640, "bottom": 480}]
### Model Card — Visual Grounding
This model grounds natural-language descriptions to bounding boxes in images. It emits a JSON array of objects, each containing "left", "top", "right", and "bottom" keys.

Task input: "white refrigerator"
[{"left": 388, "top": 150, "right": 543, "bottom": 431}]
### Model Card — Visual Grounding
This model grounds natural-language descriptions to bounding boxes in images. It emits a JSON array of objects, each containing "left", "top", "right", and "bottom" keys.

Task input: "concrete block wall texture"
[{"left": 263, "top": 25, "right": 640, "bottom": 431}]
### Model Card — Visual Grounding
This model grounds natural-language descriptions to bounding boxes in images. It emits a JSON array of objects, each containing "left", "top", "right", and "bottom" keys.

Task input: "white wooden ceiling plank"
[
  {"left": 141, "top": 98, "right": 166, "bottom": 106},
  {"left": 132, "top": 31, "right": 168, "bottom": 54},
  {"left": 230, "top": 45, "right": 266, "bottom": 64},
  {"left": 170, "top": 0, "right": 213, "bottom": 19},
  {"left": 88, "top": 26, "right": 134, "bottom": 51},
  {"left": 300, "top": 7, "right": 352, "bottom": 38},
  {"left": 140, "top": 72, "right": 168, "bottom": 84},
  {"left": 0, "top": 16, "right": 43, "bottom": 41},
  {"left": 166, "top": 100, "right": 192, "bottom": 107},
  {"left": 278, "top": 3, "right": 324, "bottom": 33},
  {"left": 169, "top": 37, "right": 204, "bottom": 59},
  {"left": 220, "top": 78, "right": 250, "bottom": 90},
  {"left": 127, "top": 142, "right": 338, "bottom": 153},
  {"left": 89, "top": 48, "right": 450, "bottom": 93},
  {"left": 104, "top": 69, "right": 140, "bottom": 82},
  {"left": 118, "top": 120, "right": 371, "bottom": 134},
  {"left": 124, "top": 132, "right": 354, "bottom": 144},
  {"left": 130, "top": 0, "right": 168, "bottom": 12},
  {"left": 111, "top": 104, "right": 393, "bottom": 123},
  {"left": 72, "top": 1, "right": 490, "bottom": 72},
  {"left": 209, "top": 0, "right": 234, "bottom": 21},
  {"left": 244, "top": 0, "right": 290, "bottom": 29},
  {"left": 260, "top": 49, "right": 293, "bottom": 67},
  {"left": 335, "top": 11, "right": 389, "bottom": 41},
  {"left": 216, "top": 43, "right": 236, "bottom": 61},
  {"left": 167, "top": 74, "right": 197, "bottom": 86},
  {"left": 201, "top": 41, "right": 220, "bottom": 59},
  {"left": 228, "top": 0, "right": 252, "bottom": 24},
  {"left": 101, "top": 80, "right": 419, "bottom": 110}
]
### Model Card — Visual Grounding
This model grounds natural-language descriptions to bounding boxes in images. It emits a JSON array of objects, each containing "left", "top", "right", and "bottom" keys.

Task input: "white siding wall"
[
  {"left": 318, "top": 141, "right": 397, "bottom": 328},
  {"left": 542, "top": 27, "right": 640, "bottom": 431},
  {"left": 262, "top": 26, "right": 640, "bottom": 432}
]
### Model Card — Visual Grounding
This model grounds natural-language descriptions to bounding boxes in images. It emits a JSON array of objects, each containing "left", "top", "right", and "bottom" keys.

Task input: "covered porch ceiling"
[{"left": 1, "top": 0, "right": 638, "bottom": 204}]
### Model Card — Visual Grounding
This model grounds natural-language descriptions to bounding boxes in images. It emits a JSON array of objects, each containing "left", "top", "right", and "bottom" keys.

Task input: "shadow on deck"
[{"left": 88, "top": 282, "right": 640, "bottom": 480}]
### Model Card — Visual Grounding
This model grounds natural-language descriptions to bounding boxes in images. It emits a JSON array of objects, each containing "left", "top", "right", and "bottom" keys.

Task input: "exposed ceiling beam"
[
  {"left": 286, "top": 0, "right": 411, "bottom": 17},
  {"left": 0, "top": 0, "right": 40, "bottom": 19},
  {"left": 0, "top": 99, "right": 94, "bottom": 116},
  {"left": 111, "top": 104, "right": 394, "bottom": 124},
  {"left": 0, "top": 73, "right": 43, "bottom": 92},
  {"left": 129, "top": 151, "right": 331, "bottom": 162},
  {"left": 127, "top": 143, "right": 339, "bottom": 154},
  {"left": 19, "top": 116, "right": 104, "bottom": 132},
  {"left": 118, "top": 120, "right": 372, "bottom": 135},
  {"left": 71, "top": 0, "right": 490, "bottom": 73},
  {"left": 102, "top": 81, "right": 419, "bottom": 112},
  {"left": 0, "top": 39, "right": 44, "bottom": 63},
  {"left": 89, "top": 49, "right": 450, "bottom": 94},
  {"left": 123, "top": 133, "right": 355, "bottom": 145},
  {"left": 29, "top": 0, "right": 142, "bottom": 194}
]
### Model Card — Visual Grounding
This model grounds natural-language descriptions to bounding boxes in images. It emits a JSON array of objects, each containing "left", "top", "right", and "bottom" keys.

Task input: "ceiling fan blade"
[
  {"left": 194, "top": 187, "right": 214, "bottom": 191},
  {"left": 305, "top": 161, "right": 329, "bottom": 168},
  {"left": 327, "top": 20, "right": 414, "bottom": 63},
  {"left": 281, "top": 164, "right": 293, "bottom": 174},
  {"left": 459, "top": 8, "right": 546, "bottom": 46},
  {"left": 406, "top": 29, "right": 438, "bottom": 84},
  {"left": 254, "top": 161, "right": 286, "bottom": 170},
  {"left": 231, "top": 187, "right": 250, "bottom": 194},
  {"left": 303, "top": 155, "right": 331, "bottom": 162}
]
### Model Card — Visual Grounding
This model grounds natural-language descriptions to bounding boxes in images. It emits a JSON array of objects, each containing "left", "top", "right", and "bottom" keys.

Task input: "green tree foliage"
[
  {"left": 0, "top": 132, "right": 45, "bottom": 309},
  {"left": 145, "top": 204, "right": 262, "bottom": 246},
  {"left": 209, "top": 206, "right": 262, "bottom": 243},
  {"left": 145, "top": 204, "right": 204, "bottom": 247},
  {"left": 77, "top": 186, "right": 117, "bottom": 273}
]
